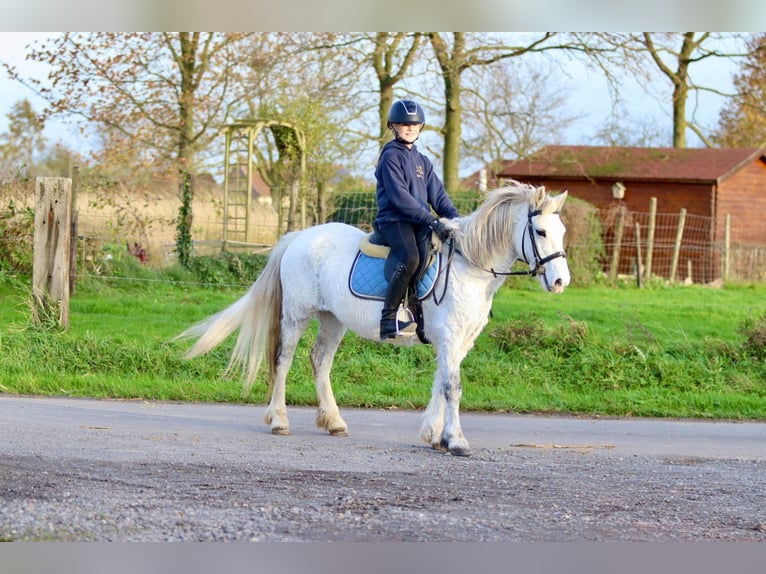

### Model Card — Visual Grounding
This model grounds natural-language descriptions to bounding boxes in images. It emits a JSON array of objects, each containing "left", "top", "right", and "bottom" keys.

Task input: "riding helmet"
[{"left": 387, "top": 99, "right": 426, "bottom": 127}]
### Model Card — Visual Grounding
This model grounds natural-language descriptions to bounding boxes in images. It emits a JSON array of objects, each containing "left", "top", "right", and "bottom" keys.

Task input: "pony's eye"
[{"left": 535, "top": 228, "right": 547, "bottom": 238}]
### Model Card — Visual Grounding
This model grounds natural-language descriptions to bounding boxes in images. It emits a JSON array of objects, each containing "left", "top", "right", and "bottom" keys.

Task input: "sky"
[
  {"left": 0, "top": 32, "right": 89, "bottom": 150},
  {"left": 0, "top": 31, "right": 747, "bottom": 176}
]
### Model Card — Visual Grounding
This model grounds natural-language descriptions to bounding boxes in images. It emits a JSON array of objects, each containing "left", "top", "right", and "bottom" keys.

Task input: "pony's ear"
[
  {"left": 552, "top": 190, "right": 568, "bottom": 212},
  {"left": 533, "top": 185, "right": 547, "bottom": 208}
]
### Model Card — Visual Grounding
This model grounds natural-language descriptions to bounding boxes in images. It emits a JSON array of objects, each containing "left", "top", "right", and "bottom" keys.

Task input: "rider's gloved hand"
[{"left": 430, "top": 219, "right": 453, "bottom": 242}]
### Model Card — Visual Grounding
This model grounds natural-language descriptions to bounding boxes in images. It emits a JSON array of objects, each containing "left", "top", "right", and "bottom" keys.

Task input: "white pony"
[{"left": 178, "top": 182, "right": 570, "bottom": 456}]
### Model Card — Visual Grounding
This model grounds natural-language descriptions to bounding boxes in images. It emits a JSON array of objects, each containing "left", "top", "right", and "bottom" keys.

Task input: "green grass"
[{"left": 1, "top": 273, "right": 765, "bottom": 420}]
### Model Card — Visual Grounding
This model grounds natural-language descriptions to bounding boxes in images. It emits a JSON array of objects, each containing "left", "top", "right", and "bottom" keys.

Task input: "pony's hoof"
[
  {"left": 449, "top": 445, "right": 472, "bottom": 457},
  {"left": 329, "top": 428, "right": 348, "bottom": 437},
  {"left": 445, "top": 436, "right": 471, "bottom": 456},
  {"left": 271, "top": 427, "right": 291, "bottom": 436}
]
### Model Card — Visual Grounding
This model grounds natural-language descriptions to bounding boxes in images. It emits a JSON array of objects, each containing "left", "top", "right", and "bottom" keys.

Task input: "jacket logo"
[{"left": 415, "top": 165, "right": 424, "bottom": 179}]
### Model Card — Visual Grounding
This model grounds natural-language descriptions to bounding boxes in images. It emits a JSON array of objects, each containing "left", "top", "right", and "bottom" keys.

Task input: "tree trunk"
[
  {"left": 372, "top": 33, "right": 423, "bottom": 148},
  {"left": 672, "top": 81, "right": 688, "bottom": 148},
  {"left": 174, "top": 33, "right": 199, "bottom": 267},
  {"left": 442, "top": 72, "right": 463, "bottom": 192},
  {"left": 378, "top": 84, "right": 395, "bottom": 146},
  {"left": 429, "top": 32, "right": 465, "bottom": 193},
  {"left": 643, "top": 32, "right": 699, "bottom": 149},
  {"left": 671, "top": 34, "right": 695, "bottom": 148}
]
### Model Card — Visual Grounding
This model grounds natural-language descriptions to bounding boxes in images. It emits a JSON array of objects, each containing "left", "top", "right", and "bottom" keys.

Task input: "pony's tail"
[{"left": 175, "top": 232, "right": 298, "bottom": 396}]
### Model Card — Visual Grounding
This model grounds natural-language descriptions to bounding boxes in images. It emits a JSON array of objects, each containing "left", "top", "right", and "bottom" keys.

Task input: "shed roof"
[
  {"left": 228, "top": 164, "right": 272, "bottom": 199},
  {"left": 496, "top": 146, "right": 766, "bottom": 184}
]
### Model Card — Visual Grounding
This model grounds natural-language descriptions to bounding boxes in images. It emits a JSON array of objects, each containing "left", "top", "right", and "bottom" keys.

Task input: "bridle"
[
  {"left": 514, "top": 208, "right": 567, "bottom": 290},
  {"left": 434, "top": 208, "right": 566, "bottom": 304}
]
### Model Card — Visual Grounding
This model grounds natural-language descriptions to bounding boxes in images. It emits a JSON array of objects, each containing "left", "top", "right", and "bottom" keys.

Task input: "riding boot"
[{"left": 380, "top": 263, "right": 417, "bottom": 340}]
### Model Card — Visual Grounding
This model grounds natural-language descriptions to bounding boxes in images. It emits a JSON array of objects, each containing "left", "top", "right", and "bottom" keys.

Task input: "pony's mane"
[{"left": 456, "top": 181, "right": 545, "bottom": 270}]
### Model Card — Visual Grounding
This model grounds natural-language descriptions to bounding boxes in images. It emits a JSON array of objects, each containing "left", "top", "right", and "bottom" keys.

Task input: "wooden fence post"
[
  {"left": 32, "top": 177, "right": 72, "bottom": 330},
  {"left": 68, "top": 165, "right": 80, "bottom": 295},
  {"left": 723, "top": 213, "right": 731, "bottom": 281},
  {"left": 609, "top": 204, "right": 625, "bottom": 283},
  {"left": 669, "top": 208, "right": 686, "bottom": 284},
  {"left": 634, "top": 221, "right": 643, "bottom": 288},
  {"left": 645, "top": 197, "right": 657, "bottom": 280}
]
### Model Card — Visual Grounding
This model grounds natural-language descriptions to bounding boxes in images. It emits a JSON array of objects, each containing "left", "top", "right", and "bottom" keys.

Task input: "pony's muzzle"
[
  {"left": 540, "top": 264, "right": 570, "bottom": 293},
  {"left": 549, "top": 277, "right": 568, "bottom": 293}
]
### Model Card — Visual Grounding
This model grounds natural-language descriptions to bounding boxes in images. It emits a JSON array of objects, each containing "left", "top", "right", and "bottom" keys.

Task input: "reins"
[{"left": 433, "top": 237, "right": 456, "bottom": 305}]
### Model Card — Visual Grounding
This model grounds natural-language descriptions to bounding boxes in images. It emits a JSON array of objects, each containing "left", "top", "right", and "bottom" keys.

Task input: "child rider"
[{"left": 374, "top": 99, "right": 459, "bottom": 340}]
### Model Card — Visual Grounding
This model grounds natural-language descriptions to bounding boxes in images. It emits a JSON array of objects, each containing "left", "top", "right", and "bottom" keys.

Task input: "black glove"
[{"left": 430, "top": 219, "right": 453, "bottom": 242}]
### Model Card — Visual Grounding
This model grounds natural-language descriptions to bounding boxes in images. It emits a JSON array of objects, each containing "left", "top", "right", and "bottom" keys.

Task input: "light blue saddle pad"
[{"left": 348, "top": 252, "right": 441, "bottom": 301}]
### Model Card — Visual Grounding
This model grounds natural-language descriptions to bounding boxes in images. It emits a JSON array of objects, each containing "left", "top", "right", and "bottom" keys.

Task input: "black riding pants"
[{"left": 377, "top": 221, "right": 431, "bottom": 283}]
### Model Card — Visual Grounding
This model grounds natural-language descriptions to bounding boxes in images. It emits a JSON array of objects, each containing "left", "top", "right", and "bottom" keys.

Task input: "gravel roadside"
[{"left": 2, "top": 396, "right": 765, "bottom": 542}]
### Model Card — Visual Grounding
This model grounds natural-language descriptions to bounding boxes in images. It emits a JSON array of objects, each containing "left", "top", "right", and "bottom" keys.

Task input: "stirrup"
[
  {"left": 380, "top": 321, "right": 417, "bottom": 340},
  {"left": 395, "top": 319, "right": 417, "bottom": 336},
  {"left": 380, "top": 307, "right": 418, "bottom": 340}
]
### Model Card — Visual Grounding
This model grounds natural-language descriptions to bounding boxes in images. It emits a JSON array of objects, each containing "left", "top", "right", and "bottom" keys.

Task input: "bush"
[
  {"left": 184, "top": 252, "right": 269, "bottom": 286},
  {"left": 739, "top": 314, "right": 766, "bottom": 359},
  {"left": 560, "top": 196, "right": 605, "bottom": 285},
  {"left": 488, "top": 313, "right": 589, "bottom": 358},
  {"left": 0, "top": 178, "right": 34, "bottom": 274}
]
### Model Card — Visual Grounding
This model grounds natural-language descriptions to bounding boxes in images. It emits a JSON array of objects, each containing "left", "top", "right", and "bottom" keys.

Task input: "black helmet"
[{"left": 387, "top": 99, "right": 426, "bottom": 126}]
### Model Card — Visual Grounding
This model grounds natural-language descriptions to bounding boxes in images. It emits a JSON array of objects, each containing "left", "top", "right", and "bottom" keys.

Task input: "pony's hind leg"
[
  {"left": 311, "top": 312, "right": 348, "bottom": 436},
  {"left": 263, "top": 317, "right": 309, "bottom": 435}
]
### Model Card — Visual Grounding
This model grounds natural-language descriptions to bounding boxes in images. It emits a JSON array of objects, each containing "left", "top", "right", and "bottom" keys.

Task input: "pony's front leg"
[
  {"left": 420, "top": 376, "right": 446, "bottom": 450},
  {"left": 311, "top": 312, "right": 348, "bottom": 436},
  {"left": 421, "top": 370, "right": 470, "bottom": 456},
  {"left": 422, "top": 352, "right": 471, "bottom": 457},
  {"left": 440, "top": 367, "right": 470, "bottom": 456}
]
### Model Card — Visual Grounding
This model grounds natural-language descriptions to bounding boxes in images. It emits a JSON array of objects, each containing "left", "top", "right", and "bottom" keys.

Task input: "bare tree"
[
  {"left": 6, "top": 32, "right": 254, "bottom": 265},
  {"left": 370, "top": 33, "right": 424, "bottom": 146},
  {"left": 712, "top": 33, "right": 766, "bottom": 148},
  {"left": 0, "top": 99, "right": 46, "bottom": 176},
  {"left": 461, "top": 58, "right": 581, "bottom": 175},
  {"left": 631, "top": 32, "right": 751, "bottom": 148},
  {"left": 427, "top": 32, "right": 618, "bottom": 191},
  {"left": 236, "top": 33, "right": 374, "bottom": 227},
  {"left": 590, "top": 106, "right": 667, "bottom": 148}
]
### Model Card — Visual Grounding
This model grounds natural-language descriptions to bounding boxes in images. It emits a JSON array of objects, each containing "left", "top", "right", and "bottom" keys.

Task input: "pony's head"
[
  {"left": 518, "top": 186, "right": 570, "bottom": 293},
  {"left": 452, "top": 181, "right": 570, "bottom": 293}
]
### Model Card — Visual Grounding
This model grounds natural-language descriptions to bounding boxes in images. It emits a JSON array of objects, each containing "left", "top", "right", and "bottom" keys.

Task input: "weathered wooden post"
[
  {"left": 644, "top": 197, "right": 657, "bottom": 280},
  {"left": 669, "top": 208, "right": 687, "bottom": 284},
  {"left": 723, "top": 213, "right": 731, "bottom": 281},
  {"left": 634, "top": 221, "right": 643, "bottom": 288},
  {"left": 68, "top": 166, "right": 80, "bottom": 295},
  {"left": 32, "top": 177, "right": 72, "bottom": 330},
  {"left": 609, "top": 204, "right": 625, "bottom": 283}
]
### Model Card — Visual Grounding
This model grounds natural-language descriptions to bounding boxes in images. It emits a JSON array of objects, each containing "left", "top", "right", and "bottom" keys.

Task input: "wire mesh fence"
[
  {"left": 3, "top": 184, "right": 766, "bottom": 285},
  {"left": 599, "top": 205, "right": 766, "bottom": 284}
]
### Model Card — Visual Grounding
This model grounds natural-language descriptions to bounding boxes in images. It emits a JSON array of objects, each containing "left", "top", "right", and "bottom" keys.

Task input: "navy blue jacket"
[{"left": 374, "top": 139, "right": 459, "bottom": 229}]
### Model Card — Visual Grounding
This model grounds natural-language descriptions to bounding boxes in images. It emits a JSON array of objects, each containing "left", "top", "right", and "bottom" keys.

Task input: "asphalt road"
[{"left": 2, "top": 395, "right": 766, "bottom": 541}]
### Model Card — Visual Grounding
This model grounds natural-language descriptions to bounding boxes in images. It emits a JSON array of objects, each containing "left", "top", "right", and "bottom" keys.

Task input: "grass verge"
[{"left": 1, "top": 274, "right": 765, "bottom": 419}]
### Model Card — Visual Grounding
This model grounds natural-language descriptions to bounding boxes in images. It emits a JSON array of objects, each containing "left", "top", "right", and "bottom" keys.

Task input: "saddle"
[
  {"left": 348, "top": 230, "right": 441, "bottom": 345},
  {"left": 348, "top": 230, "right": 440, "bottom": 301}
]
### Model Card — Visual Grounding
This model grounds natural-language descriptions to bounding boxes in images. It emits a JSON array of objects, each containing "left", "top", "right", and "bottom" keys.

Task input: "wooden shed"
[{"left": 476, "top": 146, "right": 766, "bottom": 283}]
